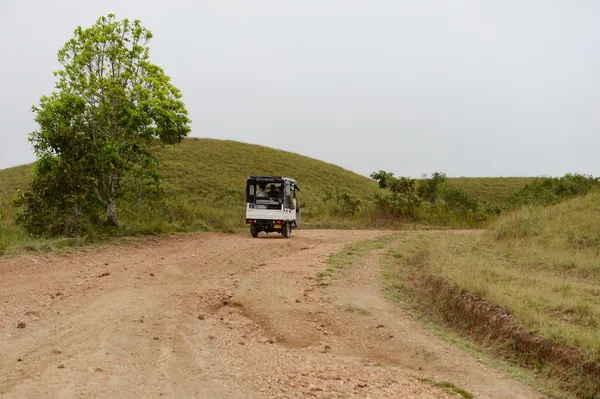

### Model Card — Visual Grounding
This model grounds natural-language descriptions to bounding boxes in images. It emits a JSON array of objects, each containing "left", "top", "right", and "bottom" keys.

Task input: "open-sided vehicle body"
[{"left": 245, "top": 176, "right": 300, "bottom": 238}]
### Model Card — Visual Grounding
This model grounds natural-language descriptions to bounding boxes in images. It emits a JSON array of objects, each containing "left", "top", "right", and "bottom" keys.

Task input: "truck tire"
[
  {"left": 282, "top": 222, "right": 291, "bottom": 239},
  {"left": 250, "top": 224, "right": 259, "bottom": 238}
]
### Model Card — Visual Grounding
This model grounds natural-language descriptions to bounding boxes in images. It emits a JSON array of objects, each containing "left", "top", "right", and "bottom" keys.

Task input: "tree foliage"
[{"left": 16, "top": 14, "right": 191, "bottom": 235}]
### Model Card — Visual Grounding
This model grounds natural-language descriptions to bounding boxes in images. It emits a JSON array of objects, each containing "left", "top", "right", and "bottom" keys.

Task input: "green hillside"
[
  {"left": 146, "top": 138, "right": 380, "bottom": 230},
  {"left": 446, "top": 177, "right": 534, "bottom": 206},
  {"left": 0, "top": 164, "right": 34, "bottom": 244},
  {"left": 0, "top": 164, "right": 33, "bottom": 204},
  {"left": 0, "top": 155, "right": 536, "bottom": 209},
  {"left": 388, "top": 192, "right": 600, "bottom": 396},
  {"left": 0, "top": 138, "right": 378, "bottom": 206}
]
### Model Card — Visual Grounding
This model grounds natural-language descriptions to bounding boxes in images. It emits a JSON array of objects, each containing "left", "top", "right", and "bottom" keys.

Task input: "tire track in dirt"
[
  {"left": 321, "top": 241, "right": 543, "bottom": 399},
  {"left": 225, "top": 233, "right": 544, "bottom": 398}
]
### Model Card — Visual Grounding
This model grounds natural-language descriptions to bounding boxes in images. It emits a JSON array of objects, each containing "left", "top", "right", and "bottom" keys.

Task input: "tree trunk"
[
  {"left": 107, "top": 198, "right": 118, "bottom": 227},
  {"left": 137, "top": 189, "right": 143, "bottom": 212},
  {"left": 137, "top": 158, "right": 146, "bottom": 212},
  {"left": 106, "top": 171, "right": 119, "bottom": 227},
  {"left": 73, "top": 202, "right": 82, "bottom": 221}
]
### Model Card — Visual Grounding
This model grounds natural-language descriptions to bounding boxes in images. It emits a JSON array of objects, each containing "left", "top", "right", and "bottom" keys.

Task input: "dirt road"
[{"left": 0, "top": 230, "right": 543, "bottom": 398}]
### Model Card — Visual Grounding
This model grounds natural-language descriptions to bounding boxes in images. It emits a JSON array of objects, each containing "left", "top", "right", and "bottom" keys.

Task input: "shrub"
[
  {"left": 370, "top": 171, "right": 500, "bottom": 226},
  {"left": 508, "top": 173, "right": 600, "bottom": 208},
  {"left": 323, "top": 187, "right": 362, "bottom": 217}
]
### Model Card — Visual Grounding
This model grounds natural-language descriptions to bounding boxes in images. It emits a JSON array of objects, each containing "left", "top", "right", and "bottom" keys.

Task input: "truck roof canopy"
[{"left": 247, "top": 176, "right": 300, "bottom": 191}]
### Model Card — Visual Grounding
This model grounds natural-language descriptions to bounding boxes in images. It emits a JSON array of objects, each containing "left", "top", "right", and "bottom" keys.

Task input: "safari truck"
[{"left": 245, "top": 176, "right": 301, "bottom": 238}]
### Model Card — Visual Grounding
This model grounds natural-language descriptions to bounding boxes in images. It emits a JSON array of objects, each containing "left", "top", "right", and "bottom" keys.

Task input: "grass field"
[
  {"left": 383, "top": 192, "right": 600, "bottom": 398},
  {"left": 446, "top": 177, "right": 534, "bottom": 206}
]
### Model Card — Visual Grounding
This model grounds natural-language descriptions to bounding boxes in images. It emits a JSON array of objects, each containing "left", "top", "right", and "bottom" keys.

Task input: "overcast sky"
[{"left": 0, "top": 1, "right": 598, "bottom": 177}]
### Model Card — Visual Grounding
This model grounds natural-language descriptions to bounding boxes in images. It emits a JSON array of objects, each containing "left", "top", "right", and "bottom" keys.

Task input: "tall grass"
[{"left": 384, "top": 193, "right": 600, "bottom": 397}]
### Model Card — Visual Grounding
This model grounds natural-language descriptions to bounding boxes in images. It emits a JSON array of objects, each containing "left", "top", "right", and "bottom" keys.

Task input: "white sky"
[{"left": 0, "top": 0, "right": 598, "bottom": 177}]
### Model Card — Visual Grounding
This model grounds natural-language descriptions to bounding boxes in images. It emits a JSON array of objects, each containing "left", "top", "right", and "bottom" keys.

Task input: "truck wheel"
[
  {"left": 250, "top": 224, "right": 259, "bottom": 238},
  {"left": 282, "top": 222, "right": 291, "bottom": 239}
]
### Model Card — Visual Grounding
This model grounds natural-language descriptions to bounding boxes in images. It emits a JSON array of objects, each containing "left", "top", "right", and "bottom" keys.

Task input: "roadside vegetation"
[
  {"left": 506, "top": 173, "right": 600, "bottom": 208},
  {"left": 316, "top": 233, "right": 403, "bottom": 285},
  {"left": 418, "top": 378, "right": 473, "bottom": 399},
  {"left": 383, "top": 192, "right": 600, "bottom": 398}
]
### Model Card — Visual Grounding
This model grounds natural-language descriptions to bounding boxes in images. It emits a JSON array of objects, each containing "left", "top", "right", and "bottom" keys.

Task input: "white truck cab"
[{"left": 245, "top": 176, "right": 301, "bottom": 238}]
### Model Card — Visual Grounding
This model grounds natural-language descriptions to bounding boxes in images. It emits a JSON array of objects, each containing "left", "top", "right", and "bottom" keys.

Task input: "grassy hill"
[
  {"left": 0, "top": 142, "right": 536, "bottom": 208},
  {"left": 140, "top": 138, "right": 381, "bottom": 231},
  {"left": 0, "top": 164, "right": 33, "bottom": 204},
  {"left": 0, "top": 138, "right": 378, "bottom": 206},
  {"left": 386, "top": 192, "right": 600, "bottom": 396},
  {"left": 0, "top": 164, "right": 34, "bottom": 245},
  {"left": 446, "top": 177, "right": 534, "bottom": 206}
]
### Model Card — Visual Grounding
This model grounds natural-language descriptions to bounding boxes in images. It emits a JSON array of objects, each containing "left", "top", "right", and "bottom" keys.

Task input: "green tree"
[
  {"left": 370, "top": 170, "right": 396, "bottom": 189},
  {"left": 418, "top": 172, "right": 447, "bottom": 203},
  {"left": 371, "top": 172, "right": 422, "bottom": 218},
  {"left": 17, "top": 14, "right": 191, "bottom": 233}
]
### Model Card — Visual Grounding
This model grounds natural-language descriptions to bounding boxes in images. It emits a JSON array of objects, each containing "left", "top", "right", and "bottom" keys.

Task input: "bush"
[
  {"left": 372, "top": 176, "right": 421, "bottom": 219},
  {"left": 370, "top": 171, "right": 500, "bottom": 226},
  {"left": 508, "top": 173, "right": 600, "bottom": 208},
  {"left": 322, "top": 187, "right": 362, "bottom": 217}
]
